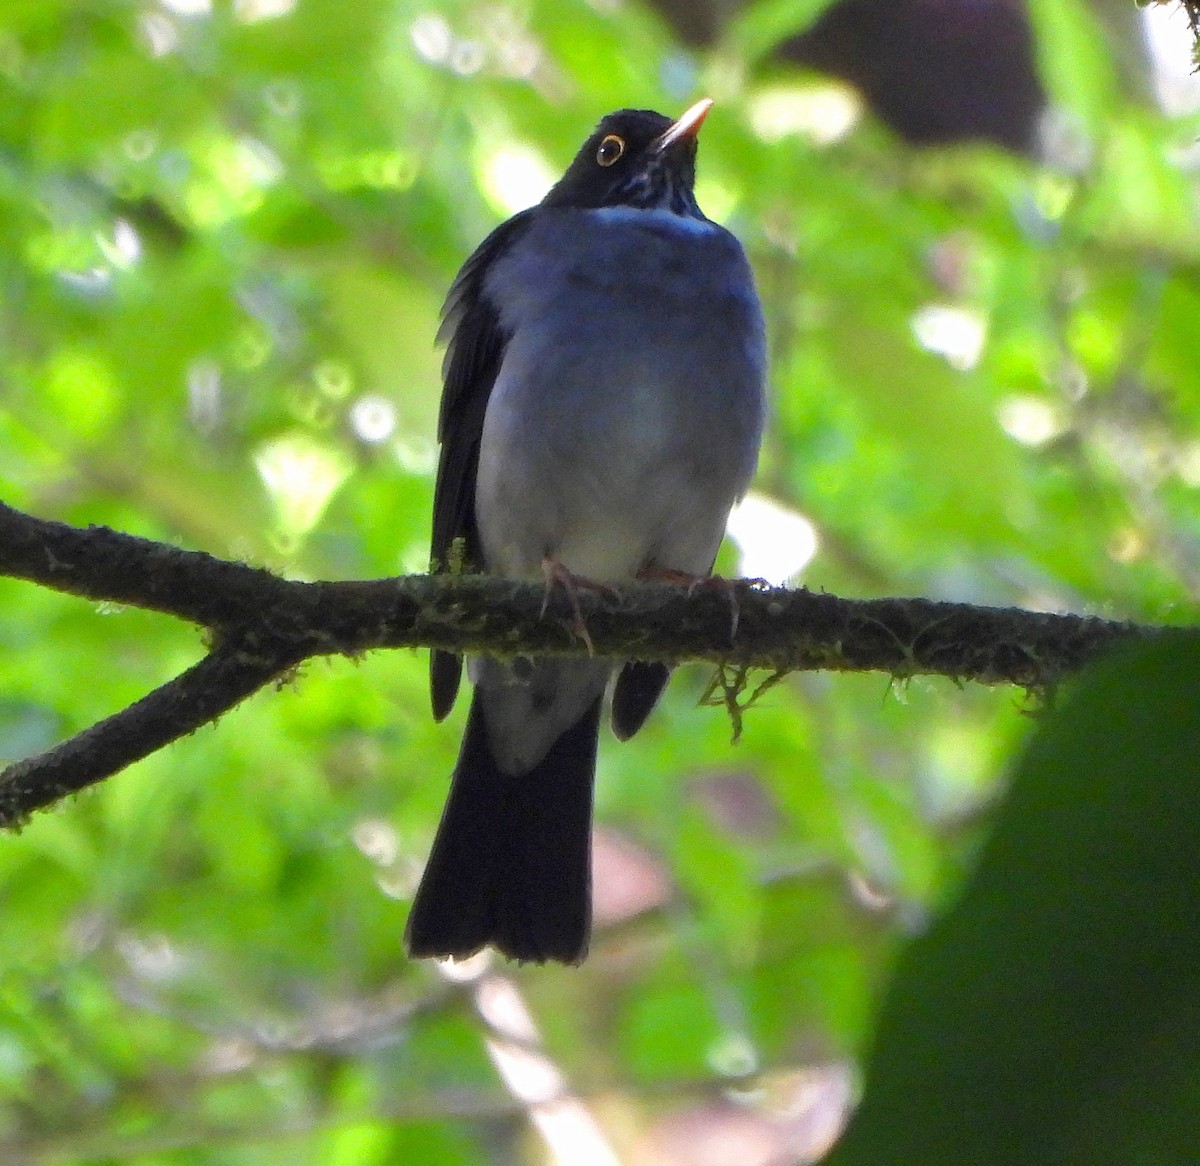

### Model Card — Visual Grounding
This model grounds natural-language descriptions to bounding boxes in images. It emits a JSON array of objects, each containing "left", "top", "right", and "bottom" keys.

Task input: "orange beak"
[{"left": 654, "top": 98, "right": 714, "bottom": 152}]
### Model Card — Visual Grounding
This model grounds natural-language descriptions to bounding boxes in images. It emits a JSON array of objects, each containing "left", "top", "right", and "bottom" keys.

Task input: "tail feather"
[{"left": 405, "top": 692, "right": 600, "bottom": 964}]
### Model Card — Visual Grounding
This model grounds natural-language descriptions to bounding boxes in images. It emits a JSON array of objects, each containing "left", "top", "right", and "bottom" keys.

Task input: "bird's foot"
[
  {"left": 540, "top": 557, "right": 617, "bottom": 655},
  {"left": 637, "top": 565, "right": 741, "bottom": 642}
]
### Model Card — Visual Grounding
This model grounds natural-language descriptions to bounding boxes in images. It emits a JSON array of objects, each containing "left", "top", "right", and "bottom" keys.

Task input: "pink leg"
[
  {"left": 540, "top": 557, "right": 618, "bottom": 654},
  {"left": 636, "top": 565, "right": 741, "bottom": 641}
]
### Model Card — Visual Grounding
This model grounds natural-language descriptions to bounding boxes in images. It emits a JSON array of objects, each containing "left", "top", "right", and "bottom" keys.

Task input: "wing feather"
[{"left": 430, "top": 209, "right": 537, "bottom": 719}]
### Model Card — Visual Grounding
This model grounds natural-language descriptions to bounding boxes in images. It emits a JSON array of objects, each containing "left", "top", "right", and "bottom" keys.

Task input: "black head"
[{"left": 541, "top": 99, "right": 712, "bottom": 218}]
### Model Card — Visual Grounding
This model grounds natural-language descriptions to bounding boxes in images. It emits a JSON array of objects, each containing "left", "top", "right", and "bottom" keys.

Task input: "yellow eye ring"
[{"left": 595, "top": 134, "right": 625, "bottom": 166}]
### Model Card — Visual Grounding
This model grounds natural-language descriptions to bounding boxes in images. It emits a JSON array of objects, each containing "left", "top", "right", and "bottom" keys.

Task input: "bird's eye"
[{"left": 595, "top": 134, "right": 625, "bottom": 167}]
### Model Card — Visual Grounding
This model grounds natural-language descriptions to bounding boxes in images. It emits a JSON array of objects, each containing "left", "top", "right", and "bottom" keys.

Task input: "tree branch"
[
  {"left": 0, "top": 636, "right": 305, "bottom": 824},
  {"left": 0, "top": 499, "right": 297, "bottom": 625},
  {"left": 0, "top": 500, "right": 1184, "bottom": 827}
]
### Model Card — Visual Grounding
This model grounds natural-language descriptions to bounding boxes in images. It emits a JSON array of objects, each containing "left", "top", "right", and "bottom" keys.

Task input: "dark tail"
[{"left": 404, "top": 691, "right": 600, "bottom": 965}]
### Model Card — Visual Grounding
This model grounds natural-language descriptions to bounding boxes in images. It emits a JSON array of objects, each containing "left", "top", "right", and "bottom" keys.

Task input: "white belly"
[{"left": 474, "top": 204, "right": 766, "bottom": 583}]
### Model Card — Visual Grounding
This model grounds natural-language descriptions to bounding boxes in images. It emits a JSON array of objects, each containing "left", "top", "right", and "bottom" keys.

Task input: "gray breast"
[{"left": 474, "top": 205, "right": 767, "bottom": 582}]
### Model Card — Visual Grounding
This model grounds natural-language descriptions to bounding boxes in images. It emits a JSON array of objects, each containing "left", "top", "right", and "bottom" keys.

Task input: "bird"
[{"left": 404, "top": 98, "right": 767, "bottom": 965}]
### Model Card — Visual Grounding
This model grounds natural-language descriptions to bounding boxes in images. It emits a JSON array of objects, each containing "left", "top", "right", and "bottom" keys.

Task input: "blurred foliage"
[
  {"left": 0, "top": 1, "right": 1198, "bottom": 1163},
  {"left": 827, "top": 634, "right": 1200, "bottom": 1166}
]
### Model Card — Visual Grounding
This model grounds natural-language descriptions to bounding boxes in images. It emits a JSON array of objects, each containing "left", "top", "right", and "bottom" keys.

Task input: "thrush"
[{"left": 405, "top": 99, "right": 767, "bottom": 964}]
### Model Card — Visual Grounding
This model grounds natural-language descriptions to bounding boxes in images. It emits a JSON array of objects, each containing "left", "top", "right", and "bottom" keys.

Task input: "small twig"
[
  {"left": 1184, "top": 0, "right": 1200, "bottom": 36},
  {"left": 0, "top": 632, "right": 306, "bottom": 826}
]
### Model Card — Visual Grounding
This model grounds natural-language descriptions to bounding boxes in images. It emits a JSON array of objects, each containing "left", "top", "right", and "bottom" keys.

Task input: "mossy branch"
[{"left": 0, "top": 501, "right": 1181, "bottom": 827}]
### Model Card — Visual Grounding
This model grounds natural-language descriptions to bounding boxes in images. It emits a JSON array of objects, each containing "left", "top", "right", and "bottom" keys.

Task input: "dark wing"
[
  {"left": 430, "top": 209, "right": 537, "bottom": 721},
  {"left": 611, "top": 661, "right": 671, "bottom": 740}
]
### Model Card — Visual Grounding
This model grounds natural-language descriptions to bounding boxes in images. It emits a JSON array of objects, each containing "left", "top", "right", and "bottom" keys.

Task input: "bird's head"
[{"left": 541, "top": 99, "right": 712, "bottom": 217}]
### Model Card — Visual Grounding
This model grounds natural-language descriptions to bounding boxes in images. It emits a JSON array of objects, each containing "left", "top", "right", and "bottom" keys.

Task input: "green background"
[{"left": 1, "top": 1, "right": 1199, "bottom": 1162}]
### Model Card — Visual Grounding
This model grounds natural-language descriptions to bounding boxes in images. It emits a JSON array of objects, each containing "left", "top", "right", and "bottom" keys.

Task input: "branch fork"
[{"left": 0, "top": 501, "right": 1170, "bottom": 826}]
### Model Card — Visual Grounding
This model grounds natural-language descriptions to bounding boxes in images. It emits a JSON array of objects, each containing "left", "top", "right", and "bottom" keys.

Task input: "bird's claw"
[
  {"left": 637, "top": 565, "right": 741, "bottom": 643},
  {"left": 540, "top": 558, "right": 616, "bottom": 655}
]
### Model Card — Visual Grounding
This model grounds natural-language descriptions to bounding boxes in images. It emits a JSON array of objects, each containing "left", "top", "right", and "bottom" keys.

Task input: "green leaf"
[
  {"left": 825, "top": 634, "right": 1200, "bottom": 1166},
  {"left": 728, "top": 0, "right": 842, "bottom": 62},
  {"left": 1027, "top": 0, "right": 1122, "bottom": 133}
]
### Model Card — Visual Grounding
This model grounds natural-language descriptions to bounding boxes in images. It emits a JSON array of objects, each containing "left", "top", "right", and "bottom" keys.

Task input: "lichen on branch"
[{"left": 0, "top": 501, "right": 1177, "bottom": 827}]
